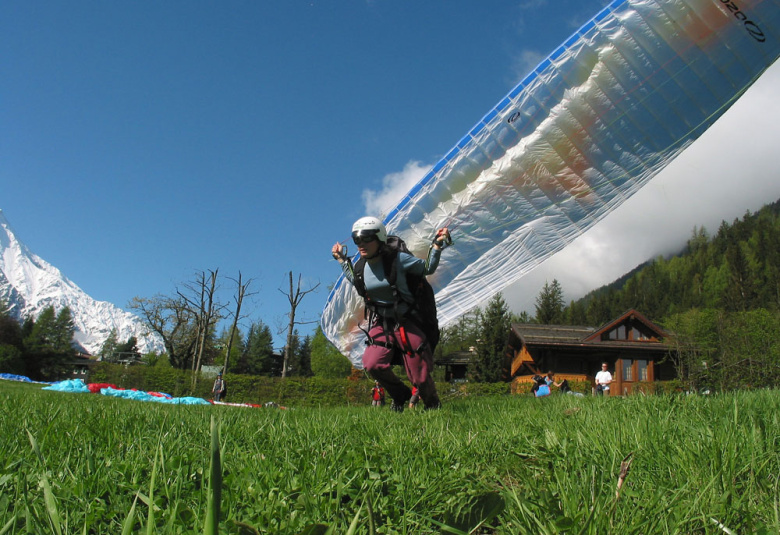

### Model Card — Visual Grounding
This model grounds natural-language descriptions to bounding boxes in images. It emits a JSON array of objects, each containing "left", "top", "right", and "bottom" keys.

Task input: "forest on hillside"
[
  {"left": 566, "top": 199, "right": 780, "bottom": 325},
  {"left": 541, "top": 198, "right": 780, "bottom": 390}
]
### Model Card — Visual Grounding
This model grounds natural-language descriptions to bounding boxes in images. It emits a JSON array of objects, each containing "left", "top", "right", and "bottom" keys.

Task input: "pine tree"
[
  {"left": 297, "top": 334, "right": 313, "bottom": 377},
  {"left": 53, "top": 308, "right": 75, "bottom": 354},
  {"left": 99, "top": 329, "right": 119, "bottom": 362},
  {"left": 565, "top": 300, "right": 587, "bottom": 325},
  {"left": 472, "top": 293, "right": 511, "bottom": 382},
  {"left": 218, "top": 326, "right": 245, "bottom": 373},
  {"left": 310, "top": 326, "right": 352, "bottom": 378},
  {"left": 0, "top": 302, "right": 24, "bottom": 374},
  {"left": 285, "top": 330, "right": 302, "bottom": 376},
  {"left": 23, "top": 305, "right": 75, "bottom": 380},
  {"left": 0, "top": 302, "right": 23, "bottom": 349},
  {"left": 239, "top": 321, "right": 275, "bottom": 376},
  {"left": 534, "top": 279, "right": 565, "bottom": 324},
  {"left": 724, "top": 243, "right": 754, "bottom": 311}
]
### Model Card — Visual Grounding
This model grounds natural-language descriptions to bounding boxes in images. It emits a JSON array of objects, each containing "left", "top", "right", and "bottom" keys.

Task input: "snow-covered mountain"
[{"left": 0, "top": 209, "right": 164, "bottom": 355}]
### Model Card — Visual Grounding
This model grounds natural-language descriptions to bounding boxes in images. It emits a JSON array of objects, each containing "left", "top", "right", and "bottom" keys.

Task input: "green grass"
[{"left": 0, "top": 380, "right": 778, "bottom": 533}]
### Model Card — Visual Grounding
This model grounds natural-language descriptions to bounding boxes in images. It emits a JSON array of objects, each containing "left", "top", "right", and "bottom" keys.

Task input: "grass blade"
[
  {"left": 122, "top": 493, "right": 139, "bottom": 535},
  {"left": 204, "top": 415, "right": 222, "bottom": 535},
  {"left": 146, "top": 444, "right": 160, "bottom": 535},
  {"left": 25, "top": 429, "right": 45, "bottom": 466},
  {"left": 0, "top": 516, "right": 16, "bottom": 535},
  {"left": 41, "top": 474, "right": 63, "bottom": 535},
  {"left": 345, "top": 503, "right": 363, "bottom": 535}
]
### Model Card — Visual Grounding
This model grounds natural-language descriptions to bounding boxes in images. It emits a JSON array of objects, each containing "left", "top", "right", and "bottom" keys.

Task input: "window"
[
  {"left": 622, "top": 360, "right": 633, "bottom": 381},
  {"left": 637, "top": 360, "right": 648, "bottom": 381},
  {"left": 607, "top": 325, "right": 627, "bottom": 340},
  {"left": 631, "top": 327, "right": 644, "bottom": 340},
  {"left": 620, "top": 359, "right": 649, "bottom": 381}
]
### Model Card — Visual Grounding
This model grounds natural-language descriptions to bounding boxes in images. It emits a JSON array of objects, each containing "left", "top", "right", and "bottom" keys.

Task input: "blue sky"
[{"left": 3, "top": 1, "right": 779, "bottom": 350}]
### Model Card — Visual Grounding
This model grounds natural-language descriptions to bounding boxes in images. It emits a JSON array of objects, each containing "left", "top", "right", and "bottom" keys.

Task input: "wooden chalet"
[
  {"left": 436, "top": 350, "right": 474, "bottom": 382},
  {"left": 70, "top": 352, "right": 99, "bottom": 380},
  {"left": 508, "top": 309, "right": 677, "bottom": 395}
]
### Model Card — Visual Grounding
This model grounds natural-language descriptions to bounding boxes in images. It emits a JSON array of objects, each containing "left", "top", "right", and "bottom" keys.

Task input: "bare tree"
[
  {"left": 177, "top": 269, "right": 226, "bottom": 391},
  {"left": 129, "top": 295, "right": 197, "bottom": 369},
  {"left": 222, "top": 271, "right": 257, "bottom": 373},
  {"left": 279, "top": 271, "right": 319, "bottom": 378}
]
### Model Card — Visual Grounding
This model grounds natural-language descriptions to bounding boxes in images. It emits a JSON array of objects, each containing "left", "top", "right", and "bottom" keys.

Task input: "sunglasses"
[{"left": 352, "top": 234, "right": 378, "bottom": 245}]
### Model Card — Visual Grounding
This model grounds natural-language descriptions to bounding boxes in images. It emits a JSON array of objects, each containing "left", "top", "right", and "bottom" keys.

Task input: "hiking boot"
[
  {"left": 390, "top": 400, "right": 405, "bottom": 412},
  {"left": 390, "top": 390, "right": 412, "bottom": 412}
]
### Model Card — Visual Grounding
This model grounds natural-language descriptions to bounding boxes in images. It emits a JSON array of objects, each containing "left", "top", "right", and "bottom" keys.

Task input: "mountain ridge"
[{"left": 0, "top": 209, "right": 164, "bottom": 355}]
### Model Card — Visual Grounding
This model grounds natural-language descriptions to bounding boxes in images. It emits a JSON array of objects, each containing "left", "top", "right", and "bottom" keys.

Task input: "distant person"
[
  {"left": 332, "top": 216, "right": 451, "bottom": 411},
  {"left": 371, "top": 381, "right": 386, "bottom": 407},
  {"left": 545, "top": 371, "right": 582, "bottom": 396},
  {"left": 545, "top": 371, "right": 563, "bottom": 389},
  {"left": 532, "top": 375, "right": 551, "bottom": 397},
  {"left": 212, "top": 373, "right": 226, "bottom": 402},
  {"left": 408, "top": 386, "right": 419, "bottom": 409},
  {"left": 595, "top": 363, "right": 612, "bottom": 396}
]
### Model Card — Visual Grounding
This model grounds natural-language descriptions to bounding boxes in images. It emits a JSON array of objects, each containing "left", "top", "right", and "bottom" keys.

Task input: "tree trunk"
[
  {"left": 280, "top": 271, "right": 319, "bottom": 378},
  {"left": 222, "top": 272, "right": 253, "bottom": 374},
  {"left": 283, "top": 272, "right": 295, "bottom": 378},
  {"left": 186, "top": 270, "right": 220, "bottom": 392}
]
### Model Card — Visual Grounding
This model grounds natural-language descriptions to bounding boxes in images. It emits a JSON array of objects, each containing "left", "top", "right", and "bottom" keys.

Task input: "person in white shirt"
[{"left": 595, "top": 362, "right": 612, "bottom": 396}]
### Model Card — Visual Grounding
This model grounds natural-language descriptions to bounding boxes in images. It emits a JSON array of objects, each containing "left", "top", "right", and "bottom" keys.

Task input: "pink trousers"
[{"left": 362, "top": 320, "right": 440, "bottom": 407}]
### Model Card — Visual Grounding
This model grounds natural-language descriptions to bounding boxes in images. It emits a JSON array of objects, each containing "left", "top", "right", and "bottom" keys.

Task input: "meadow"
[{"left": 0, "top": 380, "right": 778, "bottom": 534}]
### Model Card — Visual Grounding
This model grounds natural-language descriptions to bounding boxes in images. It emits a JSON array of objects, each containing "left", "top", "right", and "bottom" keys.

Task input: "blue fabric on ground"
[
  {"left": 0, "top": 373, "right": 34, "bottom": 382},
  {"left": 164, "top": 396, "right": 211, "bottom": 405},
  {"left": 37, "top": 379, "right": 209, "bottom": 405},
  {"left": 10, "top": 375, "right": 249, "bottom": 407},
  {"left": 43, "top": 379, "right": 91, "bottom": 393},
  {"left": 100, "top": 387, "right": 209, "bottom": 405}
]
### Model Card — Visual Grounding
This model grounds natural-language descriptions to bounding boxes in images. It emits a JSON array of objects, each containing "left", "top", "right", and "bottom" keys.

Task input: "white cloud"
[{"left": 362, "top": 160, "right": 430, "bottom": 218}]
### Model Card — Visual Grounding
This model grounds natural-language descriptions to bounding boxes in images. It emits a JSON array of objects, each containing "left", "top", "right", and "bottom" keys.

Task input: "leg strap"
[
  {"left": 366, "top": 338, "right": 395, "bottom": 349},
  {"left": 398, "top": 326, "right": 428, "bottom": 356}
]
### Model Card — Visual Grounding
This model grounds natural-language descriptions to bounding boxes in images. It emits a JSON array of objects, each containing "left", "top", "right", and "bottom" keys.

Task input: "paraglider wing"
[{"left": 323, "top": 0, "right": 780, "bottom": 367}]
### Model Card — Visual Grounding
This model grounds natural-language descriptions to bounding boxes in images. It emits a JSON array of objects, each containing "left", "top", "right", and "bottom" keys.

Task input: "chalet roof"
[
  {"left": 509, "top": 309, "right": 672, "bottom": 351},
  {"left": 71, "top": 353, "right": 99, "bottom": 367},
  {"left": 510, "top": 324, "right": 595, "bottom": 344},
  {"left": 435, "top": 350, "right": 474, "bottom": 365}
]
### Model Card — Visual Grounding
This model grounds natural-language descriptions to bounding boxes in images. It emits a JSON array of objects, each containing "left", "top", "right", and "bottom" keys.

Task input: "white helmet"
[{"left": 351, "top": 216, "right": 387, "bottom": 243}]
